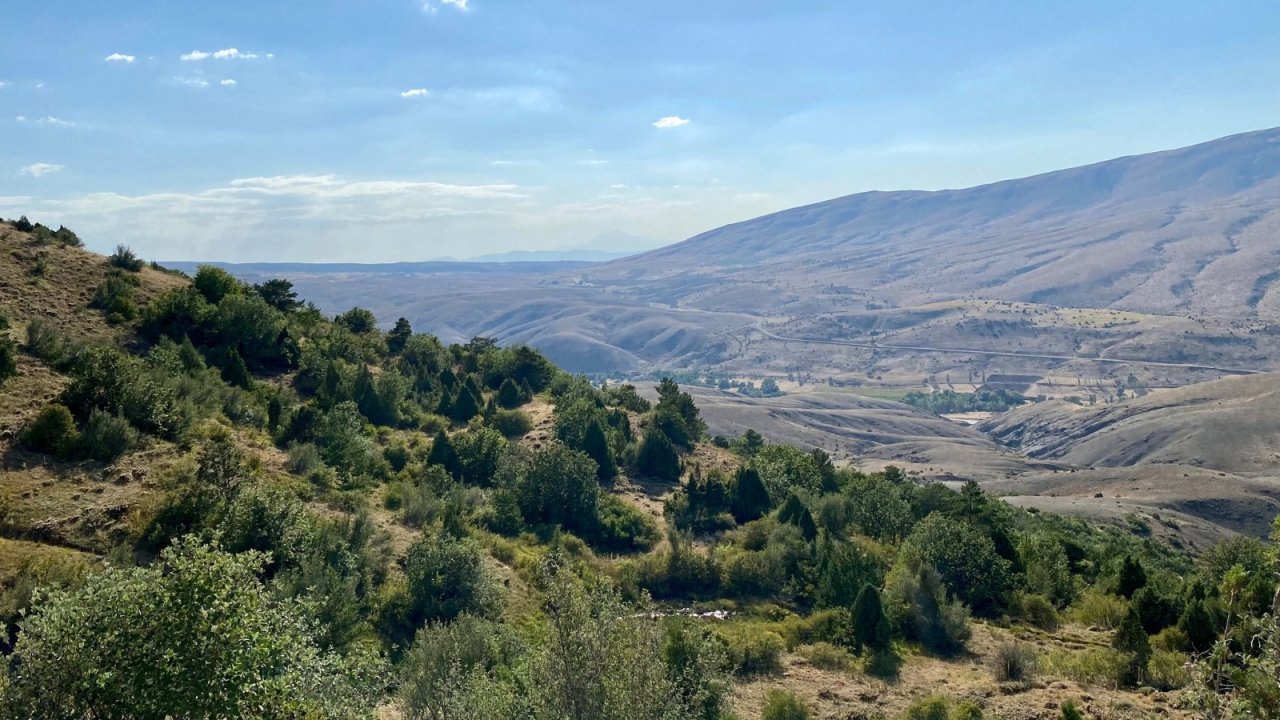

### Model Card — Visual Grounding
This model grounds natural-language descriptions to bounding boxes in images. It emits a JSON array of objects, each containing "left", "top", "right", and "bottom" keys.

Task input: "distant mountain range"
[{"left": 199, "top": 127, "right": 1280, "bottom": 377}]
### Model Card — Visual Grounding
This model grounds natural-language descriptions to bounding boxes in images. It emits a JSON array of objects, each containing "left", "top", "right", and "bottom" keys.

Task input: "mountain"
[{"left": 198, "top": 127, "right": 1280, "bottom": 380}]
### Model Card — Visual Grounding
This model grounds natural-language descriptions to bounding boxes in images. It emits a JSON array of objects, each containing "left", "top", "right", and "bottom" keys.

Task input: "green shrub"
[
  {"left": 490, "top": 408, "right": 532, "bottom": 437},
  {"left": 108, "top": 245, "right": 145, "bottom": 272},
  {"left": 1059, "top": 701, "right": 1085, "bottom": 720},
  {"left": 883, "top": 555, "right": 971, "bottom": 655},
  {"left": 635, "top": 428, "right": 680, "bottom": 481},
  {"left": 0, "top": 337, "right": 16, "bottom": 383},
  {"left": 1040, "top": 647, "right": 1130, "bottom": 687},
  {"left": 77, "top": 409, "right": 137, "bottom": 458},
  {"left": 404, "top": 535, "right": 501, "bottom": 627},
  {"left": 991, "top": 641, "right": 1037, "bottom": 683},
  {"left": 1147, "top": 649, "right": 1188, "bottom": 691},
  {"left": 23, "top": 318, "right": 68, "bottom": 365},
  {"left": 91, "top": 271, "right": 140, "bottom": 323},
  {"left": 796, "top": 642, "right": 853, "bottom": 672},
  {"left": 1016, "top": 593, "right": 1060, "bottom": 630},
  {"left": 718, "top": 627, "right": 784, "bottom": 675},
  {"left": 1068, "top": 588, "right": 1128, "bottom": 629},
  {"left": 762, "top": 690, "right": 811, "bottom": 720},
  {"left": 594, "top": 494, "right": 660, "bottom": 552},
  {"left": 902, "top": 696, "right": 951, "bottom": 720},
  {"left": 21, "top": 404, "right": 79, "bottom": 456}
]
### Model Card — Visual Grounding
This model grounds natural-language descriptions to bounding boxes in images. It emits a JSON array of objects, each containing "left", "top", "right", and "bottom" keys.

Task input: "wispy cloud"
[
  {"left": 16, "top": 115, "right": 77, "bottom": 128},
  {"left": 175, "top": 76, "right": 211, "bottom": 88},
  {"left": 182, "top": 48, "right": 270, "bottom": 61},
  {"left": 401, "top": 88, "right": 429, "bottom": 98},
  {"left": 21, "top": 163, "right": 63, "bottom": 177},
  {"left": 0, "top": 81, "right": 7, "bottom": 90},
  {"left": 220, "top": 79, "right": 238, "bottom": 87},
  {"left": 578, "top": 159, "right": 610, "bottom": 166},
  {"left": 423, "top": 0, "right": 469, "bottom": 12},
  {"left": 104, "top": 53, "right": 136, "bottom": 63},
  {"left": 653, "top": 116, "right": 691, "bottom": 129}
]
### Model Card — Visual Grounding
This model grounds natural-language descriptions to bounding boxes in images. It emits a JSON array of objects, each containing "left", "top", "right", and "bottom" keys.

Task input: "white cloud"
[
  {"left": 21, "top": 163, "right": 63, "bottom": 177},
  {"left": 401, "top": 88, "right": 429, "bottom": 98},
  {"left": 104, "top": 53, "right": 136, "bottom": 63},
  {"left": 422, "top": 0, "right": 469, "bottom": 12},
  {"left": 182, "top": 48, "right": 265, "bottom": 61},
  {"left": 652, "top": 115, "right": 691, "bottom": 129},
  {"left": 0, "top": 81, "right": 7, "bottom": 90},
  {"left": 220, "top": 79, "right": 238, "bottom": 87},
  {"left": 16, "top": 116, "right": 76, "bottom": 128},
  {"left": 578, "top": 159, "right": 610, "bottom": 166},
  {"left": 175, "top": 77, "right": 210, "bottom": 88}
]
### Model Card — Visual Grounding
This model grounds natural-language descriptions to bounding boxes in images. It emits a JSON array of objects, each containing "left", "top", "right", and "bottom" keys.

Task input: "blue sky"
[{"left": 3, "top": 1, "right": 1280, "bottom": 262}]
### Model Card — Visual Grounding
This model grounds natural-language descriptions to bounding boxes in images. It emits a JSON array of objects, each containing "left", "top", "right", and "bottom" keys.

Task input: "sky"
[{"left": 3, "top": 1, "right": 1280, "bottom": 262}]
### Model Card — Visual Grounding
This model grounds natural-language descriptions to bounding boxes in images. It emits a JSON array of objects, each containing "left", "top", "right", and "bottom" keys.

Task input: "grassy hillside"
[{"left": 0, "top": 219, "right": 1275, "bottom": 719}]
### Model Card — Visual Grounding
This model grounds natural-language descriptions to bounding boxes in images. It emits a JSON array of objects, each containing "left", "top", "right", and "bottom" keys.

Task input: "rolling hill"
[{"left": 201, "top": 127, "right": 1280, "bottom": 381}]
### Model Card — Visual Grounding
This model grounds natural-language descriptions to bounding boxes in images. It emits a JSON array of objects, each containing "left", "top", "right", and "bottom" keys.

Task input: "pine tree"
[
  {"left": 387, "top": 317, "right": 412, "bottom": 354},
  {"left": 497, "top": 378, "right": 522, "bottom": 409},
  {"left": 1117, "top": 555, "right": 1147, "bottom": 598},
  {"left": 436, "top": 391, "right": 453, "bottom": 418},
  {"left": 1177, "top": 597, "right": 1217, "bottom": 652},
  {"left": 222, "top": 350, "right": 252, "bottom": 389},
  {"left": 519, "top": 377, "right": 534, "bottom": 401},
  {"left": 582, "top": 419, "right": 617, "bottom": 483},
  {"left": 731, "top": 466, "right": 770, "bottom": 522},
  {"left": 427, "top": 430, "right": 460, "bottom": 478},
  {"left": 1112, "top": 606, "right": 1151, "bottom": 687},
  {"left": 635, "top": 428, "right": 680, "bottom": 482},
  {"left": 777, "top": 493, "right": 817, "bottom": 541},
  {"left": 851, "top": 584, "right": 891, "bottom": 653},
  {"left": 450, "top": 386, "right": 480, "bottom": 423}
]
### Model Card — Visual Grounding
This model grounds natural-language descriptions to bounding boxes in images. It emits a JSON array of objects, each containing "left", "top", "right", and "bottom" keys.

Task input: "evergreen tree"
[
  {"left": 1117, "top": 555, "right": 1147, "bottom": 598},
  {"left": 636, "top": 428, "right": 680, "bottom": 482},
  {"left": 450, "top": 386, "right": 481, "bottom": 423},
  {"left": 436, "top": 390, "right": 453, "bottom": 418},
  {"left": 497, "top": 378, "right": 523, "bottom": 408},
  {"left": 1112, "top": 606, "right": 1151, "bottom": 687},
  {"left": 387, "top": 317, "right": 412, "bottom": 354},
  {"left": 519, "top": 377, "right": 535, "bottom": 401},
  {"left": 777, "top": 494, "right": 817, "bottom": 541},
  {"left": 427, "top": 430, "right": 460, "bottom": 478},
  {"left": 438, "top": 367, "right": 458, "bottom": 391},
  {"left": 0, "top": 337, "right": 16, "bottom": 384},
  {"left": 221, "top": 350, "right": 252, "bottom": 389},
  {"left": 582, "top": 419, "right": 617, "bottom": 483},
  {"left": 731, "top": 466, "right": 771, "bottom": 522},
  {"left": 851, "top": 584, "right": 892, "bottom": 653},
  {"left": 1178, "top": 597, "right": 1217, "bottom": 652}
]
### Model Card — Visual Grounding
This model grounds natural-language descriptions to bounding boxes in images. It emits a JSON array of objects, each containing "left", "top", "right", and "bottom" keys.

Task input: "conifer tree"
[
  {"left": 428, "top": 430, "right": 460, "bottom": 478},
  {"left": 497, "top": 378, "right": 522, "bottom": 409},
  {"left": 851, "top": 584, "right": 892, "bottom": 653},
  {"left": 1112, "top": 606, "right": 1151, "bottom": 687},
  {"left": 777, "top": 493, "right": 817, "bottom": 541},
  {"left": 450, "top": 387, "right": 480, "bottom": 423},
  {"left": 1117, "top": 555, "right": 1147, "bottom": 598},
  {"left": 387, "top": 317, "right": 412, "bottom": 354},
  {"left": 582, "top": 419, "right": 617, "bottom": 483},
  {"left": 635, "top": 428, "right": 680, "bottom": 482},
  {"left": 731, "top": 466, "right": 770, "bottom": 522},
  {"left": 222, "top": 349, "right": 252, "bottom": 389}
]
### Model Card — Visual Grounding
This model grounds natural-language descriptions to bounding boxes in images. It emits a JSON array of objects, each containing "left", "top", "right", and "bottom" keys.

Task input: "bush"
[
  {"left": 76, "top": 410, "right": 137, "bottom": 461},
  {"left": 991, "top": 641, "right": 1037, "bottom": 683},
  {"left": 883, "top": 555, "right": 971, "bottom": 655},
  {"left": 635, "top": 428, "right": 680, "bottom": 481},
  {"left": 1015, "top": 593, "right": 1060, "bottom": 630},
  {"left": 762, "top": 690, "right": 812, "bottom": 720},
  {"left": 1147, "top": 649, "right": 1189, "bottom": 691},
  {"left": 1068, "top": 588, "right": 1128, "bottom": 629},
  {"left": 0, "top": 337, "right": 16, "bottom": 383},
  {"left": 718, "top": 627, "right": 785, "bottom": 675},
  {"left": 108, "top": 245, "right": 145, "bottom": 272},
  {"left": 404, "top": 535, "right": 501, "bottom": 627},
  {"left": 594, "top": 494, "right": 660, "bottom": 552},
  {"left": 796, "top": 642, "right": 853, "bottom": 672},
  {"left": 23, "top": 318, "right": 68, "bottom": 365},
  {"left": 21, "top": 404, "right": 79, "bottom": 456},
  {"left": 902, "top": 696, "right": 951, "bottom": 720},
  {"left": 91, "top": 272, "right": 140, "bottom": 323},
  {"left": 1040, "top": 647, "right": 1130, "bottom": 687},
  {"left": 489, "top": 408, "right": 532, "bottom": 437},
  {"left": 1059, "top": 701, "right": 1085, "bottom": 720}
]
